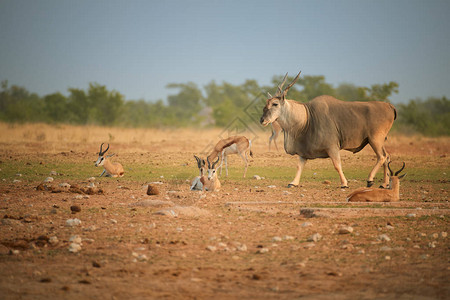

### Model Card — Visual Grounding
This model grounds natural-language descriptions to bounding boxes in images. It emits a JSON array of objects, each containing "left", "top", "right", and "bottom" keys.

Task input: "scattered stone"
[
  {"left": 378, "top": 234, "right": 391, "bottom": 242},
  {"left": 154, "top": 206, "right": 210, "bottom": 218},
  {"left": 68, "top": 243, "right": 81, "bottom": 253},
  {"left": 70, "top": 205, "right": 81, "bottom": 213},
  {"left": 110, "top": 219, "right": 118, "bottom": 224},
  {"left": 69, "top": 235, "right": 82, "bottom": 245},
  {"left": 147, "top": 184, "right": 160, "bottom": 195},
  {"left": 307, "top": 233, "right": 322, "bottom": 242},
  {"left": 59, "top": 183, "right": 71, "bottom": 188},
  {"left": 380, "top": 246, "right": 393, "bottom": 252},
  {"left": 13, "top": 179, "right": 21, "bottom": 183},
  {"left": 87, "top": 177, "right": 96, "bottom": 182},
  {"left": 284, "top": 235, "right": 295, "bottom": 241},
  {"left": 206, "top": 245, "right": 217, "bottom": 252},
  {"left": 132, "top": 252, "right": 148, "bottom": 262},
  {"left": 49, "top": 171, "right": 58, "bottom": 176},
  {"left": 74, "top": 195, "right": 83, "bottom": 200},
  {"left": 300, "top": 209, "right": 316, "bottom": 218},
  {"left": 66, "top": 218, "right": 81, "bottom": 227},
  {"left": 338, "top": 226, "right": 354, "bottom": 234},
  {"left": 48, "top": 236, "right": 59, "bottom": 246},
  {"left": 237, "top": 244, "right": 247, "bottom": 252},
  {"left": 83, "top": 225, "right": 98, "bottom": 232},
  {"left": 267, "top": 185, "right": 276, "bottom": 189},
  {"left": 87, "top": 182, "right": 96, "bottom": 188},
  {"left": 282, "top": 191, "right": 292, "bottom": 195},
  {"left": 440, "top": 232, "right": 447, "bottom": 238},
  {"left": 272, "top": 236, "right": 282, "bottom": 242},
  {"left": 428, "top": 241, "right": 437, "bottom": 248},
  {"left": 323, "top": 180, "right": 331, "bottom": 185},
  {"left": 43, "top": 177, "right": 54, "bottom": 183},
  {"left": 15, "top": 173, "right": 22, "bottom": 177},
  {"left": 301, "top": 222, "right": 313, "bottom": 227},
  {"left": 92, "top": 261, "right": 101, "bottom": 268},
  {"left": 430, "top": 233, "right": 439, "bottom": 239},
  {"left": 385, "top": 256, "right": 391, "bottom": 260},
  {"left": 253, "top": 175, "right": 261, "bottom": 180},
  {"left": 406, "top": 213, "right": 416, "bottom": 218},
  {"left": 256, "top": 248, "right": 269, "bottom": 254}
]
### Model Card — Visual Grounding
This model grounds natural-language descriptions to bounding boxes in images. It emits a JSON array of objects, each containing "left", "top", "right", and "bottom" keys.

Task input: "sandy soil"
[{"left": 0, "top": 124, "right": 449, "bottom": 299}]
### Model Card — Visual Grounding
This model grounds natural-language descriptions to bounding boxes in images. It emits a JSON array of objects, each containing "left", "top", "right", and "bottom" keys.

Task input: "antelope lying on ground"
[
  {"left": 269, "top": 120, "right": 282, "bottom": 151},
  {"left": 204, "top": 157, "right": 221, "bottom": 191},
  {"left": 260, "top": 71, "right": 397, "bottom": 188},
  {"left": 190, "top": 155, "right": 206, "bottom": 191},
  {"left": 94, "top": 143, "right": 124, "bottom": 177},
  {"left": 208, "top": 136, "right": 253, "bottom": 178},
  {"left": 347, "top": 162, "right": 406, "bottom": 202}
]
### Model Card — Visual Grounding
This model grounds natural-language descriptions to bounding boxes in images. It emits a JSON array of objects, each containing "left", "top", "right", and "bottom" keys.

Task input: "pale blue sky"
[{"left": 1, "top": 0, "right": 449, "bottom": 104}]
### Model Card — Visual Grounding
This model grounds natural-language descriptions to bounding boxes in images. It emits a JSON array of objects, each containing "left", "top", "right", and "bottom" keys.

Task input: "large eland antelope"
[
  {"left": 347, "top": 162, "right": 406, "bottom": 202},
  {"left": 208, "top": 136, "right": 253, "bottom": 178},
  {"left": 260, "top": 71, "right": 397, "bottom": 188},
  {"left": 95, "top": 143, "right": 124, "bottom": 177}
]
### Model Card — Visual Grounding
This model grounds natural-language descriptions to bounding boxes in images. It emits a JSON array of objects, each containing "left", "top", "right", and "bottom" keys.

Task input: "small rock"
[
  {"left": 303, "top": 243, "right": 316, "bottom": 249},
  {"left": 206, "top": 245, "right": 217, "bottom": 252},
  {"left": 15, "top": 173, "right": 22, "bottom": 177},
  {"left": 406, "top": 213, "right": 416, "bottom": 218},
  {"left": 430, "top": 233, "right": 439, "bottom": 239},
  {"left": 74, "top": 195, "right": 83, "bottom": 200},
  {"left": 48, "top": 236, "right": 59, "bottom": 246},
  {"left": 147, "top": 184, "right": 160, "bottom": 195},
  {"left": 284, "top": 235, "right": 294, "bottom": 240},
  {"left": 70, "top": 205, "right": 81, "bottom": 213},
  {"left": 380, "top": 246, "right": 392, "bottom": 252},
  {"left": 300, "top": 209, "right": 316, "bottom": 218},
  {"left": 237, "top": 244, "right": 247, "bottom": 252},
  {"left": 66, "top": 218, "right": 81, "bottom": 227},
  {"left": 68, "top": 243, "right": 81, "bottom": 253},
  {"left": 69, "top": 235, "right": 82, "bottom": 245},
  {"left": 253, "top": 175, "right": 261, "bottom": 180},
  {"left": 378, "top": 234, "right": 391, "bottom": 242},
  {"left": 272, "top": 236, "right": 282, "bottom": 242},
  {"left": 301, "top": 222, "right": 313, "bottom": 227},
  {"left": 59, "top": 183, "right": 71, "bottom": 188},
  {"left": 440, "top": 232, "right": 447, "bottom": 238},
  {"left": 338, "top": 226, "right": 354, "bottom": 234},
  {"left": 267, "top": 185, "right": 276, "bottom": 189},
  {"left": 283, "top": 191, "right": 292, "bottom": 195},
  {"left": 323, "top": 180, "right": 331, "bottom": 185},
  {"left": 385, "top": 256, "right": 391, "bottom": 260},
  {"left": 110, "top": 219, "right": 118, "bottom": 224},
  {"left": 44, "top": 177, "right": 54, "bottom": 183},
  {"left": 428, "top": 241, "right": 437, "bottom": 248},
  {"left": 87, "top": 177, "right": 96, "bottom": 182},
  {"left": 132, "top": 252, "right": 148, "bottom": 262},
  {"left": 49, "top": 171, "right": 58, "bottom": 176},
  {"left": 307, "top": 233, "right": 322, "bottom": 242},
  {"left": 257, "top": 248, "right": 269, "bottom": 254}
]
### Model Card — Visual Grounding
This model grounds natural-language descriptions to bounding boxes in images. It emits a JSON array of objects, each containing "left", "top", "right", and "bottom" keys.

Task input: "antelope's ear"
[{"left": 398, "top": 173, "right": 407, "bottom": 180}]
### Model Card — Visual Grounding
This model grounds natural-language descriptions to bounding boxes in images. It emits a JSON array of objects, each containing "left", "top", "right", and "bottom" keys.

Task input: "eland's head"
[{"left": 260, "top": 71, "right": 301, "bottom": 126}]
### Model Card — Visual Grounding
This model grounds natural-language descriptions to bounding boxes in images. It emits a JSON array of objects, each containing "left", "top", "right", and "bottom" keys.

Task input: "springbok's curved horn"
[
  {"left": 282, "top": 71, "right": 301, "bottom": 96},
  {"left": 267, "top": 92, "right": 273, "bottom": 98},
  {"left": 99, "top": 143, "right": 104, "bottom": 155},
  {"left": 207, "top": 157, "right": 211, "bottom": 169},
  {"left": 104, "top": 143, "right": 110, "bottom": 154},
  {"left": 394, "top": 162, "right": 405, "bottom": 176},
  {"left": 212, "top": 157, "right": 220, "bottom": 169},
  {"left": 387, "top": 161, "right": 393, "bottom": 176}
]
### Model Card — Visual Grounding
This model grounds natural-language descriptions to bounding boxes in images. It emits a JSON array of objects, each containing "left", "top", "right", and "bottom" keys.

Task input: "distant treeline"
[{"left": 0, "top": 76, "right": 448, "bottom": 136}]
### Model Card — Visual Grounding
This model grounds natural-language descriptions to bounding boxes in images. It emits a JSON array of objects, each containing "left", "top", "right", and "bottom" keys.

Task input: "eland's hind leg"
[{"left": 328, "top": 149, "right": 348, "bottom": 188}]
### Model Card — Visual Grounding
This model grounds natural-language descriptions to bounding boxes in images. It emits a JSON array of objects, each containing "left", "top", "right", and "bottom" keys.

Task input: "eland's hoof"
[
  {"left": 367, "top": 181, "right": 374, "bottom": 187},
  {"left": 341, "top": 186, "right": 349, "bottom": 189},
  {"left": 287, "top": 184, "right": 298, "bottom": 188}
]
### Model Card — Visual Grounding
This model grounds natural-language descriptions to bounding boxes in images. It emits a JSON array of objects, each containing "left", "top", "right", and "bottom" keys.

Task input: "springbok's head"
[
  {"left": 194, "top": 155, "right": 206, "bottom": 176},
  {"left": 387, "top": 162, "right": 406, "bottom": 187},
  {"left": 206, "top": 157, "right": 220, "bottom": 180},
  {"left": 260, "top": 71, "right": 301, "bottom": 126},
  {"left": 95, "top": 143, "right": 110, "bottom": 167}
]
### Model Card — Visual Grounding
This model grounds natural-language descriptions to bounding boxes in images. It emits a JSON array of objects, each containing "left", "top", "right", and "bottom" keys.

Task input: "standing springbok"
[
  {"left": 347, "top": 162, "right": 406, "bottom": 202},
  {"left": 190, "top": 155, "right": 206, "bottom": 191},
  {"left": 269, "top": 120, "right": 282, "bottom": 151},
  {"left": 94, "top": 143, "right": 124, "bottom": 177},
  {"left": 204, "top": 157, "right": 221, "bottom": 191},
  {"left": 260, "top": 71, "right": 397, "bottom": 188},
  {"left": 207, "top": 136, "right": 253, "bottom": 178}
]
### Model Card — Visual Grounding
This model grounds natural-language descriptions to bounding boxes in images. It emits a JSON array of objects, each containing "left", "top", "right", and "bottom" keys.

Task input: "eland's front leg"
[{"left": 288, "top": 156, "right": 306, "bottom": 188}]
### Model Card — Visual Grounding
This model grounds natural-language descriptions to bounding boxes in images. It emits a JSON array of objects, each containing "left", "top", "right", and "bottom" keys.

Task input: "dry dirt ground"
[{"left": 0, "top": 124, "right": 449, "bottom": 299}]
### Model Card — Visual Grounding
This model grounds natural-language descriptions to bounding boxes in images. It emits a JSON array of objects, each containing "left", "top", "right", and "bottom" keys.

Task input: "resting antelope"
[
  {"left": 94, "top": 143, "right": 124, "bottom": 177},
  {"left": 269, "top": 120, "right": 282, "bottom": 151},
  {"left": 347, "top": 162, "right": 406, "bottom": 202},
  {"left": 204, "top": 157, "right": 221, "bottom": 191},
  {"left": 208, "top": 136, "right": 253, "bottom": 178},
  {"left": 260, "top": 71, "right": 397, "bottom": 188},
  {"left": 190, "top": 155, "right": 206, "bottom": 191}
]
